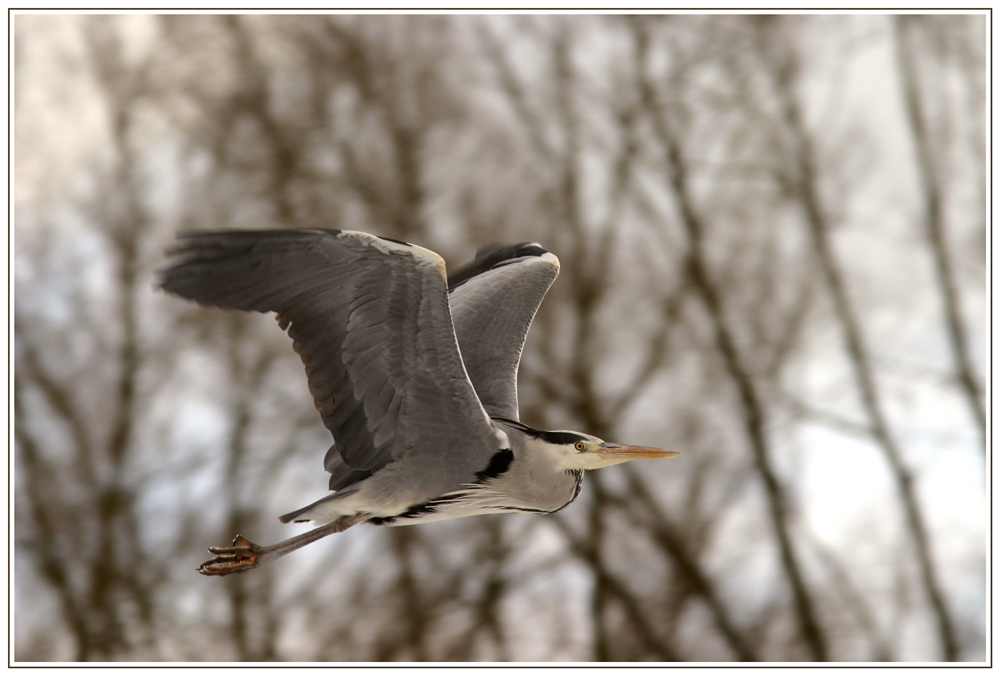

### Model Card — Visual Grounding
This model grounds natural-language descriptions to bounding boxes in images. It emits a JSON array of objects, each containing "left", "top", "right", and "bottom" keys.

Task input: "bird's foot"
[{"left": 197, "top": 535, "right": 265, "bottom": 576}]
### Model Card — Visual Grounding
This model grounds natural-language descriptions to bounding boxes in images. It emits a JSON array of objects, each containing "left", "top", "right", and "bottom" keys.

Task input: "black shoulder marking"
[
  {"left": 376, "top": 235, "right": 412, "bottom": 246},
  {"left": 448, "top": 242, "right": 550, "bottom": 291},
  {"left": 475, "top": 449, "right": 514, "bottom": 482}
]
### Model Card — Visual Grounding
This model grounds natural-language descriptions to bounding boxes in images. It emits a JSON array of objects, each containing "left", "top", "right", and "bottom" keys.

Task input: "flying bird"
[{"left": 159, "top": 229, "right": 678, "bottom": 576}]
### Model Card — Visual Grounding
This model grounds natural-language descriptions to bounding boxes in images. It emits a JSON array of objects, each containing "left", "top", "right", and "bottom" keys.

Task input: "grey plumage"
[
  {"left": 159, "top": 228, "right": 676, "bottom": 576},
  {"left": 448, "top": 242, "right": 559, "bottom": 420}
]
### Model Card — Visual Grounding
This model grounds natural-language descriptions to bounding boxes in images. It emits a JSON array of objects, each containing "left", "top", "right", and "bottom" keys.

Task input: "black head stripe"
[
  {"left": 492, "top": 416, "right": 532, "bottom": 433},
  {"left": 492, "top": 418, "right": 587, "bottom": 446},
  {"left": 535, "top": 430, "right": 588, "bottom": 445}
]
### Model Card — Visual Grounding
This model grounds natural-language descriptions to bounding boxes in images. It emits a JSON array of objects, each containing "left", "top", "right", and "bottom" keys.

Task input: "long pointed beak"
[{"left": 596, "top": 443, "right": 679, "bottom": 461}]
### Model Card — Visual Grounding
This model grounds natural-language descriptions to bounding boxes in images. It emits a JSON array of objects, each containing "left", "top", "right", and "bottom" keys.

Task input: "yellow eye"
[{"left": 575, "top": 441, "right": 586, "bottom": 451}]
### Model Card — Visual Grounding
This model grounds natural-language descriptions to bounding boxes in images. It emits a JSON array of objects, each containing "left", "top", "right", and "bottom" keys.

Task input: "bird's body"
[
  {"left": 159, "top": 229, "right": 677, "bottom": 575},
  {"left": 289, "top": 420, "right": 587, "bottom": 527}
]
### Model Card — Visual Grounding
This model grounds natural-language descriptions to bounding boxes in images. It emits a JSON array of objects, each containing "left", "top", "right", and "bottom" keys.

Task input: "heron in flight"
[{"left": 159, "top": 229, "right": 678, "bottom": 576}]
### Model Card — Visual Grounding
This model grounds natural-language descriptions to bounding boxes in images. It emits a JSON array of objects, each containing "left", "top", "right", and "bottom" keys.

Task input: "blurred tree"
[{"left": 14, "top": 13, "right": 986, "bottom": 662}]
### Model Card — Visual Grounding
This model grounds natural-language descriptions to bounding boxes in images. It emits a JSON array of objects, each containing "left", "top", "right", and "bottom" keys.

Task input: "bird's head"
[{"left": 529, "top": 429, "right": 679, "bottom": 471}]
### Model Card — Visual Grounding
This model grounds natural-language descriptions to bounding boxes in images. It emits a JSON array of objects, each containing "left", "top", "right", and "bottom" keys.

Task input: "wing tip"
[
  {"left": 448, "top": 241, "right": 558, "bottom": 291},
  {"left": 540, "top": 251, "right": 560, "bottom": 274}
]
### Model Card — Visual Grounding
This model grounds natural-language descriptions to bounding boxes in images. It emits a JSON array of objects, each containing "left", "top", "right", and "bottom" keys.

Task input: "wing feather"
[
  {"left": 159, "top": 229, "right": 498, "bottom": 496},
  {"left": 447, "top": 243, "right": 559, "bottom": 420}
]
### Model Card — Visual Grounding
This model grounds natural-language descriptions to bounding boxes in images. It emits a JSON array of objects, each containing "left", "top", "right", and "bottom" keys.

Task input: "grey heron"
[{"left": 159, "top": 229, "right": 678, "bottom": 576}]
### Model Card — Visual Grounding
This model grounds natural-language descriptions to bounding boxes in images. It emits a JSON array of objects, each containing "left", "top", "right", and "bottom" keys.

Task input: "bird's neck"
[{"left": 487, "top": 433, "right": 583, "bottom": 513}]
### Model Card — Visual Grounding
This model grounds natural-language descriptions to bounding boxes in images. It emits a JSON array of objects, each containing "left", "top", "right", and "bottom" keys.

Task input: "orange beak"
[{"left": 596, "top": 443, "right": 679, "bottom": 461}]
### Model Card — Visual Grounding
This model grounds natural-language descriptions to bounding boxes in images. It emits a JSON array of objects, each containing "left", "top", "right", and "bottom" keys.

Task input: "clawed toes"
[
  {"left": 197, "top": 555, "right": 257, "bottom": 576},
  {"left": 198, "top": 535, "right": 262, "bottom": 576}
]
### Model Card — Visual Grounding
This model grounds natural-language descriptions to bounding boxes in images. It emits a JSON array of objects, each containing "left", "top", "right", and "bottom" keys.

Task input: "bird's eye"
[{"left": 574, "top": 441, "right": 586, "bottom": 451}]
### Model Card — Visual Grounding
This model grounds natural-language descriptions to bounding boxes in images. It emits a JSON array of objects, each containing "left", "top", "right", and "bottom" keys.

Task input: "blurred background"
[{"left": 13, "top": 13, "right": 986, "bottom": 662}]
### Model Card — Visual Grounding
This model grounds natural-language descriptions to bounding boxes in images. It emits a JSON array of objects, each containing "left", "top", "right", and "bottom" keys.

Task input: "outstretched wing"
[
  {"left": 447, "top": 242, "right": 560, "bottom": 421},
  {"left": 159, "top": 229, "right": 499, "bottom": 496}
]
